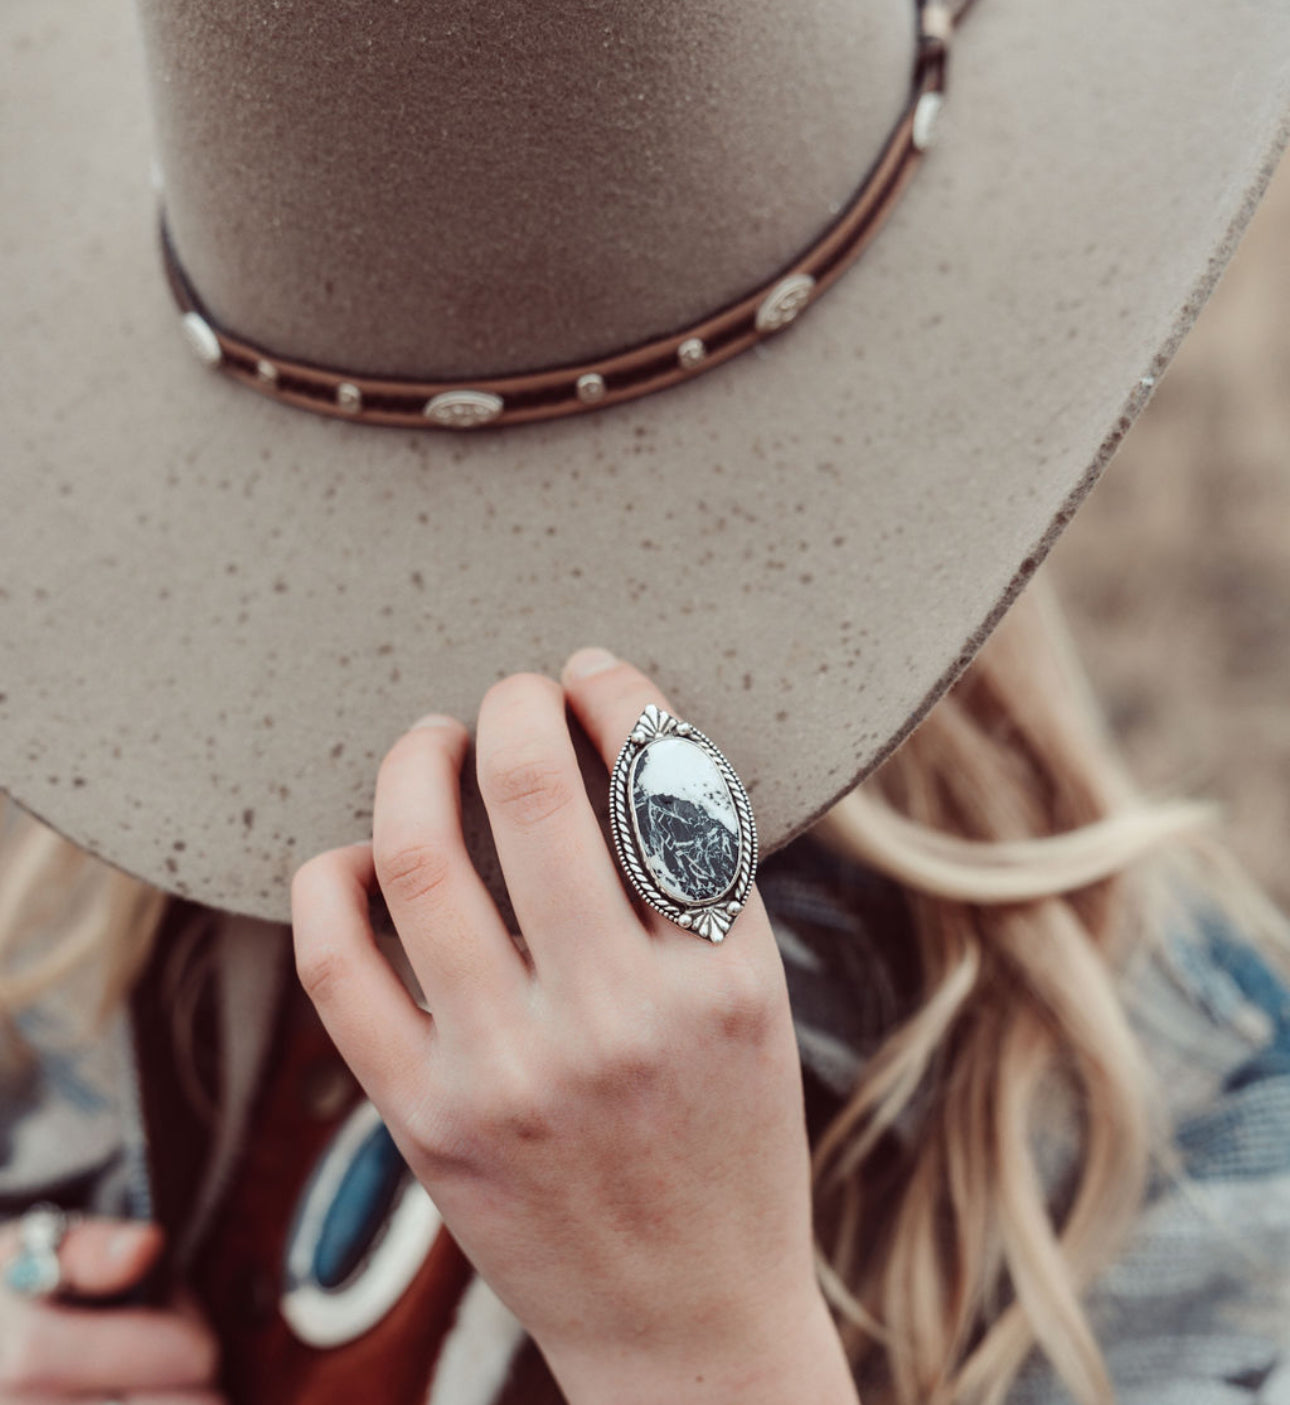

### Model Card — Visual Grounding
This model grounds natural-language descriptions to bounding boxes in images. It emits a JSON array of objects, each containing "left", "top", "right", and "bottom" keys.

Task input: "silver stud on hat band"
[
  {"left": 755, "top": 273, "right": 817, "bottom": 334},
  {"left": 576, "top": 372, "right": 607, "bottom": 403},
  {"left": 336, "top": 382, "right": 363, "bottom": 413},
  {"left": 677, "top": 337, "right": 708, "bottom": 370},
  {"left": 912, "top": 91, "right": 944, "bottom": 151},
  {"left": 920, "top": 0, "right": 954, "bottom": 44},
  {"left": 180, "top": 312, "right": 222, "bottom": 367},
  {"left": 423, "top": 390, "right": 505, "bottom": 428}
]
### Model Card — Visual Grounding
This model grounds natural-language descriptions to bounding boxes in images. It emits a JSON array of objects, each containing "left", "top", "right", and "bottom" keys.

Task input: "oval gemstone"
[{"left": 629, "top": 736, "right": 741, "bottom": 904}]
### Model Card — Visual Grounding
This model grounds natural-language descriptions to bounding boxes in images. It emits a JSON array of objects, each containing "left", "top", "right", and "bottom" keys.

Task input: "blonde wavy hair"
[
  {"left": 0, "top": 809, "right": 166, "bottom": 1064},
  {"left": 0, "top": 571, "right": 1281, "bottom": 1402},
  {"left": 809, "top": 574, "right": 1287, "bottom": 1405}
]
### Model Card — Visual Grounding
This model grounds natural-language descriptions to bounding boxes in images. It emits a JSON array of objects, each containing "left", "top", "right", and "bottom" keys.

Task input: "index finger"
[{"left": 291, "top": 841, "right": 437, "bottom": 1108}]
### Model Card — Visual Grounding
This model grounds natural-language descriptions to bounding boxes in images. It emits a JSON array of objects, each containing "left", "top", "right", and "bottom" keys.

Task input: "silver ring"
[
  {"left": 609, "top": 703, "right": 758, "bottom": 943},
  {"left": 2, "top": 1202, "right": 79, "bottom": 1300}
]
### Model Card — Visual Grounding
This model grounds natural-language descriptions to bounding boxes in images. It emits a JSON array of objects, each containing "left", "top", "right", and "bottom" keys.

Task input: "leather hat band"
[{"left": 162, "top": 0, "right": 971, "bottom": 431}]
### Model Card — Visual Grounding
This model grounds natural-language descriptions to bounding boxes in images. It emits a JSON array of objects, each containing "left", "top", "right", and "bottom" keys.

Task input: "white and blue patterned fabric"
[{"left": 759, "top": 838, "right": 1290, "bottom": 1404}]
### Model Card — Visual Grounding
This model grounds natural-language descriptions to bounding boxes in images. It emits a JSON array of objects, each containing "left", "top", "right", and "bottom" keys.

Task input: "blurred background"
[{"left": 1050, "top": 151, "right": 1290, "bottom": 908}]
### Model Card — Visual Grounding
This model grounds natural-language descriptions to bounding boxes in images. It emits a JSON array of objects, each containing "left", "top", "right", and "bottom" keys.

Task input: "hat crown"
[{"left": 138, "top": 0, "right": 915, "bottom": 378}]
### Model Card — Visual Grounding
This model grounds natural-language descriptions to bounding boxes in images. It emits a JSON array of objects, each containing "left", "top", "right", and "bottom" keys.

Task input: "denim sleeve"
[
  {"left": 760, "top": 836, "right": 1290, "bottom": 1404},
  {"left": 1009, "top": 890, "right": 1290, "bottom": 1405}
]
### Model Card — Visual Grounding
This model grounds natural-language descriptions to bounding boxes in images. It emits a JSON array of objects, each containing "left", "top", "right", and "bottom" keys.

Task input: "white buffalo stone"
[{"left": 629, "top": 737, "right": 741, "bottom": 904}]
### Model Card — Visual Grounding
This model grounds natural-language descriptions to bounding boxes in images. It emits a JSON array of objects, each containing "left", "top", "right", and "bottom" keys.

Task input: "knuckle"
[
  {"left": 574, "top": 1008, "right": 663, "bottom": 1092},
  {"left": 480, "top": 745, "right": 575, "bottom": 831},
  {"left": 294, "top": 941, "right": 348, "bottom": 1005},
  {"left": 503, "top": 1104, "right": 555, "bottom": 1143},
  {"left": 474, "top": 1051, "right": 544, "bottom": 1126},
  {"left": 706, "top": 957, "right": 779, "bottom": 1043},
  {"left": 410, "top": 1058, "right": 549, "bottom": 1168},
  {"left": 477, "top": 1077, "right": 555, "bottom": 1144},
  {"left": 593, "top": 1035, "right": 661, "bottom": 1091},
  {"left": 375, "top": 837, "right": 456, "bottom": 909},
  {"left": 401, "top": 1095, "right": 464, "bottom": 1168}
]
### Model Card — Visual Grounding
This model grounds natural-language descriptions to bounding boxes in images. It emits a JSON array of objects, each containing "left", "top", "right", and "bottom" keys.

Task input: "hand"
[
  {"left": 0, "top": 1216, "right": 222, "bottom": 1402},
  {"left": 292, "top": 651, "right": 857, "bottom": 1403}
]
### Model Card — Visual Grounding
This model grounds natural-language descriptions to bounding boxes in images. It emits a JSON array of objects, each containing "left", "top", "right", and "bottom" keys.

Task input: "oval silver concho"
[
  {"left": 281, "top": 1100, "right": 444, "bottom": 1347},
  {"left": 609, "top": 703, "right": 758, "bottom": 943}
]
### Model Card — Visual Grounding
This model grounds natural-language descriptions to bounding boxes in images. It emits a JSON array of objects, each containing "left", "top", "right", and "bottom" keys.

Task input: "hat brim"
[{"left": 2, "top": 0, "right": 1288, "bottom": 920}]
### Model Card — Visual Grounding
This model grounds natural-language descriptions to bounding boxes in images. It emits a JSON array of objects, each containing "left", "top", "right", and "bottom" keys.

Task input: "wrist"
[{"left": 543, "top": 1284, "right": 859, "bottom": 1405}]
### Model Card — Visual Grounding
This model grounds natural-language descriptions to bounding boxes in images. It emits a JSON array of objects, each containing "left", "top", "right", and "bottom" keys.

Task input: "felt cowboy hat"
[{"left": 1, "top": 0, "right": 1287, "bottom": 922}]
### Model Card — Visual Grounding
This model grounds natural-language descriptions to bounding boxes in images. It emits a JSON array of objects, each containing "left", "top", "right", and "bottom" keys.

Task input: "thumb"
[{"left": 1, "top": 1216, "right": 165, "bottom": 1298}]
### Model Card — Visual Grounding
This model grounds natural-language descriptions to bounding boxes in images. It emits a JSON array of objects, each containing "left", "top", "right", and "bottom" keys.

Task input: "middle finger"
[
  {"left": 475, "top": 672, "right": 642, "bottom": 984},
  {"left": 372, "top": 715, "right": 528, "bottom": 1035}
]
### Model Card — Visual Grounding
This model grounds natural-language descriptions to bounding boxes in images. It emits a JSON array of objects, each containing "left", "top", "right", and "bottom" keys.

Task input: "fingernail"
[
  {"left": 411, "top": 713, "right": 458, "bottom": 730},
  {"left": 564, "top": 646, "right": 618, "bottom": 681}
]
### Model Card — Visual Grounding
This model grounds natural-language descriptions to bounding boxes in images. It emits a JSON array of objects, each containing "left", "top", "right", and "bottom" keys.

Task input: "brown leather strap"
[{"left": 160, "top": 0, "right": 963, "bottom": 431}]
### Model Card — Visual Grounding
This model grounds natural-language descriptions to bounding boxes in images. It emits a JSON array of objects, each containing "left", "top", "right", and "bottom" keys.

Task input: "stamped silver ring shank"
[{"left": 608, "top": 704, "right": 758, "bottom": 944}]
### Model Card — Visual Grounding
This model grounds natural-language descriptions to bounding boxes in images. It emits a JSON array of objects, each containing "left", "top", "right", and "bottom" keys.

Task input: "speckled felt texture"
[{"left": 0, "top": 0, "right": 1288, "bottom": 922}]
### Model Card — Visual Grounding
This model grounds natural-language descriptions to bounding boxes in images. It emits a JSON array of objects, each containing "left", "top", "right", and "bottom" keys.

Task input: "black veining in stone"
[{"left": 629, "top": 737, "right": 741, "bottom": 904}]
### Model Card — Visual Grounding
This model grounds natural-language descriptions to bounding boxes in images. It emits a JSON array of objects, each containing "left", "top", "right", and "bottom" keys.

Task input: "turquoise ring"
[{"left": 2, "top": 1202, "right": 77, "bottom": 1300}]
